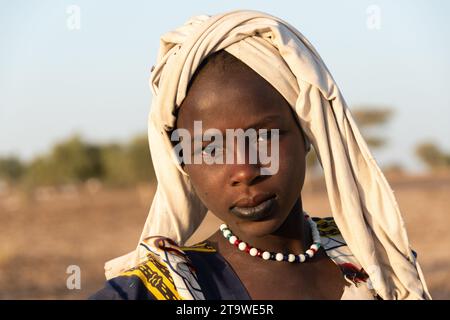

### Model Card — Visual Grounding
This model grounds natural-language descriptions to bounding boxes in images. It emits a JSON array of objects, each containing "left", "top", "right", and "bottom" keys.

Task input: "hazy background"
[
  {"left": 1, "top": 0, "right": 450, "bottom": 171},
  {"left": 0, "top": 0, "right": 449, "bottom": 299}
]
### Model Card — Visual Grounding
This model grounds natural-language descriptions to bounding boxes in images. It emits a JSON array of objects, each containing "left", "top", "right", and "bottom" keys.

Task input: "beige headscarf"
[{"left": 105, "top": 10, "right": 431, "bottom": 300}]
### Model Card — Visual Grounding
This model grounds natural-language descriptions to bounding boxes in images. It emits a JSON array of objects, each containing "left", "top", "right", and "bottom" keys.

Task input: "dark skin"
[{"left": 176, "top": 54, "right": 347, "bottom": 299}]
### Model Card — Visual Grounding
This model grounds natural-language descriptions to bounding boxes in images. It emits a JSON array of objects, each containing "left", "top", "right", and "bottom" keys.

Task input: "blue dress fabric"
[{"left": 89, "top": 249, "right": 250, "bottom": 300}]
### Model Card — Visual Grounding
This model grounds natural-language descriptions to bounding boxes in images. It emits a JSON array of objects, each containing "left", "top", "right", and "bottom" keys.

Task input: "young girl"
[{"left": 90, "top": 10, "right": 430, "bottom": 300}]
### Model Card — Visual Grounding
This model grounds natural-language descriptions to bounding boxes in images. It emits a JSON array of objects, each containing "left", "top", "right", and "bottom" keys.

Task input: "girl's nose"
[
  {"left": 227, "top": 136, "right": 266, "bottom": 186},
  {"left": 229, "top": 163, "right": 262, "bottom": 187}
]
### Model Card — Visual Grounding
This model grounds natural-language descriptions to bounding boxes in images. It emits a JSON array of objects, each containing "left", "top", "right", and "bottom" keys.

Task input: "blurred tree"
[
  {"left": 0, "top": 156, "right": 24, "bottom": 182},
  {"left": 50, "top": 135, "right": 102, "bottom": 182},
  {"left": 100, "top": 143, "right": 134, "bottom": 186},
  {"left": 352, "top": 107, "right": 393, "bottom": 149},
  {"left": 100, "top": 135, "right": 155, "bottom": 186},
  {"left": 415, "top": 142, "right": 450, "bottom": 169},
  {"left": 6, "top": 133, "right": 156, "bottom": 189},
  {"left": 22, "top": 156, "right": 55, "bottom": 187},
  {"left": 23, "top": 135, "right": 102, "bottom": 187}
]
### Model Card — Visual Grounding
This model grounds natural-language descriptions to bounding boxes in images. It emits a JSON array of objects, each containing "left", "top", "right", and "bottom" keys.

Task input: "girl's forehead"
[
  {"left": 178, "top": 90, "right": 290, "bottom": 132},
  {"left": 178, "top": 63, "right": 291, "bottom": 130}
]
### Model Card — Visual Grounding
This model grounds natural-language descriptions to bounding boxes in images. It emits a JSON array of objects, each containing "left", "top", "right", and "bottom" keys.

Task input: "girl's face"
[{"left": 176, "top": 58, "right": 307, "bottom": 238}]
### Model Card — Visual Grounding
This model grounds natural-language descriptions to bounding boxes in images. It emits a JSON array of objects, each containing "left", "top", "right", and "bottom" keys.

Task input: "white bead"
[
  {"left": 228, "top": 235, "right": 237, "bottom": 244},
  {"left": 262, "top": 251, "right": 271, "bottom": 260},
  {"left": 299, "top": 254, "right": 306, "bottom": 262},
  {"left": 223, "top": 230, "right": 231, "bottom": 238},
  {"left": 311, "top": 244, "right": 319, "bottom": 251},
  {"left": 275, "top": 253, "right": 284, "bottom": 261},
  {"left": 238, "top": 242, "right": 247, "bottom": 251},
  {"left": 249, "top": 248, "right": 258, "bottom": 256},
  {"left": 219, "top": 224, "right": 228, "bottom": 231},
  {"left": 306, "top": 249, "right": 314, "bottom": 257},
  {"left": 288, "top": 254, "right": 296, "bottom": 262}
]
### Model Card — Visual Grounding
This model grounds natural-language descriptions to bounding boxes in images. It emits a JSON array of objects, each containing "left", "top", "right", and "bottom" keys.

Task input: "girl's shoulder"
[
  {"left": 313, "top": 216, "right": 381, "bottom": 299},
  {"left": 313, "top": 216, "right": 371, "bottom": 284},
  {"left": 89, "top": 238, "right": 214, "bottom": 300}
]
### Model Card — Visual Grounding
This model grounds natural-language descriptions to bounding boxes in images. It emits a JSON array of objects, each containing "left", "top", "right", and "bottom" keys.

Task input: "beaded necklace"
[{"left": 219, "top": 214, "right": 322, "bottom": 263}]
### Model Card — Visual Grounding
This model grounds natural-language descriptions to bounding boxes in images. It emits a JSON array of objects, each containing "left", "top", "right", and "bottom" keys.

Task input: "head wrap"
[{"left": 104, "top": 10, "right": 431, "bottom": 300}]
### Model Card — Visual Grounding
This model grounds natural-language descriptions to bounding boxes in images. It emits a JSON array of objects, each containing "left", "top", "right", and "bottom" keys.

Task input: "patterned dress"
[{"left": 89, "top": 217, "right": 381, "bottom": 300}]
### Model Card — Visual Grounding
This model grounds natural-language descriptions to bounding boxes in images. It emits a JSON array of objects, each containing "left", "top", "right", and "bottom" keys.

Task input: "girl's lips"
[
  {"left": 230, "top": 195, "right": 276, "bottom": 221},
  {"left": 231, "top": 193, "right": 275, "bottom": 208}
]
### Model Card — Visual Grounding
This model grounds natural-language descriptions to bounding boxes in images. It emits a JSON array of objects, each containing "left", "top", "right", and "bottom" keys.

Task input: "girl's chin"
[{"left": 235, "top": 218, "right": 285, "bottom": 237}]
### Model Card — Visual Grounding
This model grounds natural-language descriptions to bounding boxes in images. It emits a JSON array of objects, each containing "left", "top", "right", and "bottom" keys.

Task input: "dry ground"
[{"left": 0, "top": 172, "right": 449, "bottom": 299}]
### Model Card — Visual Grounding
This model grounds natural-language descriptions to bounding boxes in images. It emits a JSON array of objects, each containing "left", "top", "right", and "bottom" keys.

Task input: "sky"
[{"left": 1, "top": 0, "right": 449, "bottom": 172}]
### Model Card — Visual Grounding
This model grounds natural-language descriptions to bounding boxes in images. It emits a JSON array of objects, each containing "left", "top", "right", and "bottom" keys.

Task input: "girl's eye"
[
  {"left": 202, "top": 144, "right": 223, "bottom": 157},
  {"left": 257, "top": 130, "right": 282, "bottom": 143},
  {"left": 258, "top": 131, "right": 270, "bottom": 142},
  {"left": 202, "top": 145, "right": 214, "bottom": 156},
  {"left": 257, "top": 130, "right": 277, "bottom": 142}
]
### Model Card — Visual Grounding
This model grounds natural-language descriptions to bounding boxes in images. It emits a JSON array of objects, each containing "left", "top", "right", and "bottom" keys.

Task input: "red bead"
[
  {"left": 234, "top": 239, "right": 241, "bottom": 246},
  {"left": 245, "top": 246, "right": 251, "bottom": 253},
  {"left": 311, "top": 248, "right": 317, "bottom": 253},
  {"left": 256, "top": 250, "right": 262, "bottom": 258}
]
